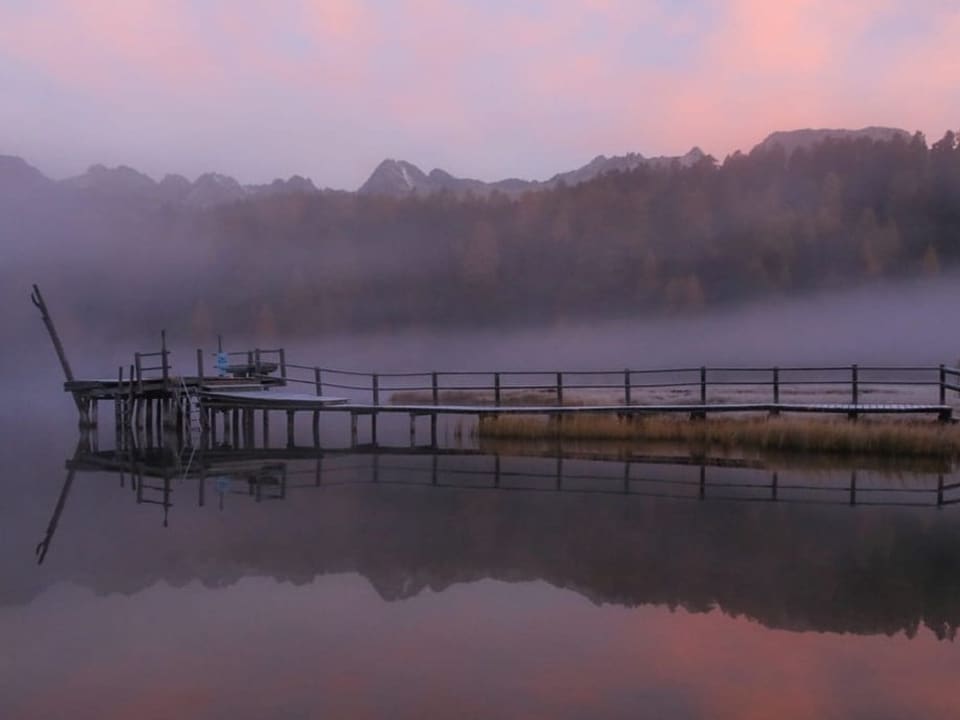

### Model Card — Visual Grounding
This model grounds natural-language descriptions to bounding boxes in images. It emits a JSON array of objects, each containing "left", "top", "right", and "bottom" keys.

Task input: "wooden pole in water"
[
  {"left": 624, "top": 369, "right": 631, "bottom": 405},
  {"left": 30, "top": 284, "right": 83, "bottom": 413},
  {"left": 939, "top": 364, "right": 946, "bottom": 405},
  {"left": 286, "top": 410, "right": 295, "bottom": 448}
]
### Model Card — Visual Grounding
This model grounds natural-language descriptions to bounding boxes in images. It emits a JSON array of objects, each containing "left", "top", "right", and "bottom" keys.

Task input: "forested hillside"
[{"left": 4, "top": 130, "right": 959, "bottom": 340}]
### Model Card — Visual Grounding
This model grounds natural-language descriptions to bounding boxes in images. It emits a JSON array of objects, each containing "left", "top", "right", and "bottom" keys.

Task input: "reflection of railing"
[
  {"left": 37, "top": 442, "right": 959, "bottom": 563},
  {"left": 66, "top": 445, "right": 960, "bottom": 512}
]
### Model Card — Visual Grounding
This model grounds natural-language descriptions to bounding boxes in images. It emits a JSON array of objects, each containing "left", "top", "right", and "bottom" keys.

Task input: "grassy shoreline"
[{"left": 473, "top": 414, "right": 960, "bottom": 463}]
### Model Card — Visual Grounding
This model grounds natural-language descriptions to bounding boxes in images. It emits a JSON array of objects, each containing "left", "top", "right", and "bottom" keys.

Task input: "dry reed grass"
[{"left": 475, "top": 414, "right": 960, "bottom": 461}]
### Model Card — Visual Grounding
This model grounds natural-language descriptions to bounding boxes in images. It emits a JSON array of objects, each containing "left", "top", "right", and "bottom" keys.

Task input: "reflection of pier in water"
[
  {"left": 25, "top": 438, "right": 960, "bottom": 642},
  {"left": 38, "top": 433, "right": 960, "bottom": 564}
]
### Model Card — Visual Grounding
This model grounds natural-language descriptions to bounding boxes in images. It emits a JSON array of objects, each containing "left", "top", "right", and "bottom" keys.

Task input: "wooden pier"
[{"left": 31, "top": 285, "right": 960, "bottom": 453}]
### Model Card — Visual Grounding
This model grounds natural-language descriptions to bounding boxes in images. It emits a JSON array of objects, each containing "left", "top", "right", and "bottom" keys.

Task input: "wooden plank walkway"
[{"left": 198, "top": 390, "right": 954, "bottom": 421}]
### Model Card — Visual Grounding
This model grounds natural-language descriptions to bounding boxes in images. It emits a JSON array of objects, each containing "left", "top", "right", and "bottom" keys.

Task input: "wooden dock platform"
[{"left": 29, "top": 285, "right": 960, "bottom": 450}]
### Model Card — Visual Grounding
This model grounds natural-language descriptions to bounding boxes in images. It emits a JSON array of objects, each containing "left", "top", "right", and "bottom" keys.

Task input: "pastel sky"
[{"left": 1, "top": 0, "right": 958, "bottom": 189}]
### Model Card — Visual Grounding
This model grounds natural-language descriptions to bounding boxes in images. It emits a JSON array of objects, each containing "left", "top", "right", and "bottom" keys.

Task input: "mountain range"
[{"left": 0, "top": 126, "right": 910, "bottom": 207}]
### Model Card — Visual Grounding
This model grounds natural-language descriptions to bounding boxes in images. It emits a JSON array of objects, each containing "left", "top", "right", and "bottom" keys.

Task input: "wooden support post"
[
  {"left": 624, "top": 369, "right": 631, "bottom": 405},
  {"left": 278, "top": 348, "right": 287, "bottom": 386},
  {"left": 314, "top": 367, "right": 322, "bottom": 396},
  {"left": 430, "top": 413, "right": 438, "bottom": 448},
  {"left": 260, "top": 409, "right": 268, "bottom": 446},
  {"left": 700, "top": 366, "right": 707, "bottom": 405},
  {"left": 136, "top": 398, "right": 145, "bottom": 434},
  {"left": 432, "top": 372, "right": 439, "bottom": 406},
  {"left": 254, "top": 348, "right": 261, "bottom": 377},
  {"left": 409, "top": 414, "right": 416, "bottom": 446},
  {"left": 939, "top": 364, "right": 946, "bottom": 405},
  {"left": 286, "top": 410, "right": 295, "bottom": 448},
  {"left": 232, "top": 408, "right": 240, "bottom": 447},
  {"left": 209, "top": 409, "right": 217, "bottom": 446},
  {"left": 312, "top": 411, "right": 319, "bottom": 447},
  {"left": 372, "top": 374, "right": 380, "bottom": 406},
  {"left": 494, "top": 372, "right": 501, "bottom": 406},
  {"left": 371, "top": 411, "right": 378, "bottom": 445},
  {"left": 135, "top": 353, "right": 143, "bottom": 394},
  {"left": 556, "top": 372, "right": 563, "bottom": 406},
  {"left": 773, "top": 367, "right": 780, "bottom": 404}
]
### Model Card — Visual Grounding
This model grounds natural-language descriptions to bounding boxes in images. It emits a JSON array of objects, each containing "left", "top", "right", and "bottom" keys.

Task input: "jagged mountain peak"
[{"left": 359, "top": 158, "right": 429, "bottom": 195}]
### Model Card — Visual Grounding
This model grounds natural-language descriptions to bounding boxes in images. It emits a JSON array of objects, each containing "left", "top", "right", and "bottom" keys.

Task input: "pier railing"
[
  {"left": 133, "top": 330, "right": 170, "bottom": 392},
  {"left": 251, "top": 361, "right": 960, "bottom": 409}
]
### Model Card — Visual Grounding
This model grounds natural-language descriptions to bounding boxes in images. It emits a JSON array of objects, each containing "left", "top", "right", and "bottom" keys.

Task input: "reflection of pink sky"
[
  {"left": 0, "top": 1, "right": 958, "bottom": 186},
  {"left": 3, "top": 577, "right": 959, "bottom": 719}
]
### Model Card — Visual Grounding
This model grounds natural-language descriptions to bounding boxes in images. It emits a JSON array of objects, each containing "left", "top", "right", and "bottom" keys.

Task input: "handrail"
[{"left": 186, "top": 348, "right": 960, "bottom": 411}]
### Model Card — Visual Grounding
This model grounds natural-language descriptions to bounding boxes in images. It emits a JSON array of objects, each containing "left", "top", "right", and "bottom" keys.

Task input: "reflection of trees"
[{"left": 17, "top": 472, "right": 960, "bottom": 640}]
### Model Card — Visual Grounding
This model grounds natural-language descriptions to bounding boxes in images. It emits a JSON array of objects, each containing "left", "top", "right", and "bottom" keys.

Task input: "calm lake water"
[
  {"left": 4, "top": 293, "right": 960, "bottom": 720},
  {"left": 2, "top": 402, "right": 960, "bottom": 720}
]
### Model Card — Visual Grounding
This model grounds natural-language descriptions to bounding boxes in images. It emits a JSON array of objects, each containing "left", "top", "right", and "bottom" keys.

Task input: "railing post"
[
  {"left": 278, "top": 348, "right": 287, "bottom": 386},
  {"left": 939, "top": 364, "right": 946, "bottom": 405},
  {"left": 254, "top": 348, "right": 261, "bottom": 376},
  {"left": 160, "top": 329, "right": 169, "bottom": 388},
  {"left": 247, "top": 350, "right": 254, "bottom": 375},
  {"left": 432, "top": 372, "right": 439, "bottom": 406},
  {"left": 773, "top": 366, "right": 780, "bottom": 404},
  {"left": 314, "top": 367, "right": 322, "bottom": 396},
  {"left": 494, "top": 372, "right": 501, "bottom": 406},
  {"left": 372, "top": 374, "right": 380, "bottom": 406},
  {"left": 135, "top": 353, "right": 143, "bottom": 394},
  {"left": 850, "top": 364, "right": 859, "bottom": 420},
  {"left": 700, "top": 367, "right": 707, "bottom": 405},
  {"left": 115, "top": 366, "right": 123, "bottom": 438},
  {"left": 624, "top": 369, "right": 631, "bottom": 405},
  {"left": 556, "top": 372, "right": 563, "bottom": 406}
]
